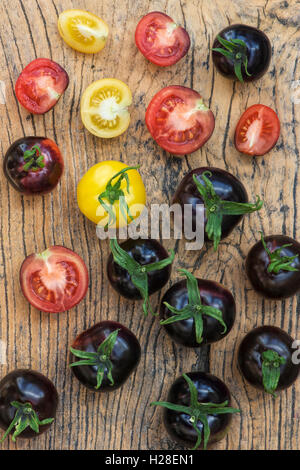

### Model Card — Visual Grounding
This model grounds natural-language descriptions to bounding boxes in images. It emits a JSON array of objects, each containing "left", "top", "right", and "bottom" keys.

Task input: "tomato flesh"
[
  {"left": 145, "top": 86, "right": 215, "bottom": 155},
  {"left": 15, "top": 59, "right": 69, "bottom": 114},
  {"left": 20, "top": 246, "right": 88, "bottom": 313},
  {"left": 135, "top": 12, "right": 190, "bottom": 66},
  {"left": 235, "top": 104, "right": 280, "bottom": 156}
]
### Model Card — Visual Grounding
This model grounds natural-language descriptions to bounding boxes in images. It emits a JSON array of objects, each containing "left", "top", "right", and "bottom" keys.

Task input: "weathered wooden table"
[{"left": 0, "top": 0, "right": 299, "bottom": 450}]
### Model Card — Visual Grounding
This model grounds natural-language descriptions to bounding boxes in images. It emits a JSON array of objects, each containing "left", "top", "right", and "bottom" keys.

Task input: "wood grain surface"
[{"left": 0, "top": 0, "right": 299, "bottom": 450}]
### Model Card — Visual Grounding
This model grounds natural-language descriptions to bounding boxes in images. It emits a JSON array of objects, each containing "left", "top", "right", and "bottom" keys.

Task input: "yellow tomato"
[
  {"left": 81, "top": 79, "right": 132, "bottom": 138},
  {"left": 77, "top": 161, "right": 146, "bottom": 228},
  {"left": 58, "top": 9, "right": 109, "bottom": 53}
]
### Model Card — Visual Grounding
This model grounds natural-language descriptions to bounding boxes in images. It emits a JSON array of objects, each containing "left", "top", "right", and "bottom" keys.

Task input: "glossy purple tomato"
[{"left": 3, "top": 137, "right": 64, "bottom": 195}]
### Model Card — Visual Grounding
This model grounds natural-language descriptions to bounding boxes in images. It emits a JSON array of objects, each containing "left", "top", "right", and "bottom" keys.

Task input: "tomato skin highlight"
[
  {"left": 135, "top": 11, "right": 190, "bottom": 66},
  {"left": 20, "top": 246, "right": 88, "bottom": 313},
  {"left": 0, "top": 369, "right": 58, "bottom": 440},
  {"left": 235, "top": 104, "right": 280, "bottom": 156},
  {"left": 15, "top": 58, "right": 69, "bottom": 114},
  {"left": 3, "top": 137, "right": 64, "bottom": 195},
  {"left": 145, "top": 86, "right": 215, "bottom": 155}
]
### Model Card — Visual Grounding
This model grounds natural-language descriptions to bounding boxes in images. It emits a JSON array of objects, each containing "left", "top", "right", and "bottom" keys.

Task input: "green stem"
[
  {"left": 260, "top": 232, "right": 299, "bottom": 274},
  {"left": 0, "top": 401, "right": 54, "bottom": 442},
  {"left": 261, "top": 349, "right": 286, "bottom": 397},
  {"left": 110, "top": 238, "right": 174, "bottom": 316},
  {"left": 193, "top": 171, "right": 263, "bottom": 251},
  {"left": 160, "top": 269, "right": 227, "bottom": 344},
  {"left": 98, "top": 166, "right": 140, "bottom": 230},
  {"left": 70, "top": 329, "right": 120, "bottom": 389},
  {"left": 151, "top": 373, "right": 240, "bottom": 450}
]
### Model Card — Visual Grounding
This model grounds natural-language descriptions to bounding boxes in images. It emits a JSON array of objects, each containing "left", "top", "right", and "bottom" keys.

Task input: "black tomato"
[
  {"left": 0, "top": 369, "right": 58, "bottom": 442},
  {"left": 238, "top": 326, "right": 299, "bottom": 397},
  {"left": 212, "top": 24, "right": 271, "bottom": 82},
  {"left": 70, "top": 321, "right": 141, "bottom": 392},
  {"left": 173, "top": 167, "right": 263, "bottom": 251},
  {"left": 107, "top": 238, "right": 174, "bottom": 315},
  {"left": 151, "top": 372, "right": 240, "bottom": 449},
  {"left": 246, "top": 234, "right": 300, "bottom": 299},
  {"left": 3, "top": 137, "right": 64, "bottom": 195},
  {"left": 160, "top": 269, "right": 235, "bottom": 347}
]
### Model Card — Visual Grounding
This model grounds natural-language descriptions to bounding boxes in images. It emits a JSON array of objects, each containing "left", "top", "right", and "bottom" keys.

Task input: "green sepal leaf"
[
  {"left": 212, "top": 35, "right": 252, "bottom": 82},
  {"left": 160, "top": 269, "right": 226, "bottom": 344},
  {"left": 151, "top": 373, "right": 240, "bottom": 450},
  {"left": 22, "top": 145, "right": 44, "bottom": 172},
  {"left": 193, "top": 172, "right": 263, "bottom": 250},
  {"left": 260, "top": 232, "right": 299, "bottom": 274},
  {"left": 261, "top": 349, "right": 286, "bottom": 397},
  {"left": 98, "top": 166, "right": 140, "bottom": 230},
  {"left": 110, "top": 238, "right": 174, "bottom": 316},
  {"left": 70, "top": 329, "right": 120, "bottom": 390},
  {"left": 0, "top": 401, "right": 55, "bottom": 443}
]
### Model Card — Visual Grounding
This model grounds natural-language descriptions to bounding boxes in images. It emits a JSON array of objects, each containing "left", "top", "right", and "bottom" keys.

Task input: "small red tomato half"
[
  {"left": 235, "top": 104, "right": 280, "bottom": 156},
  {"left": 20, "top": 246, "right": 88, "bottom": 313},
  {"left": 146, "top": 85, "right": 215, "bottom": 155},
  {"left": 15, "top": 58, "right": 69, "bottom": 114},
  {"left": 135, "top": 11, "right": 190, "bottom": 66}
]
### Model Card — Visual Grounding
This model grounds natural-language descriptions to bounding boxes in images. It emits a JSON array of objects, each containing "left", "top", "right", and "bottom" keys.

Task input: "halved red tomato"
[
  {"left": 20, "top": 246, "right": 88, "bottom": 313},
  {"left": 135, "top": 12, "right": 190, "bottom": 66},
  {"left": 235, "top": 104, "right": 280, "bottom": 156},
  {"left": 145, "top": 85, "right": 215, "bottom": 155},
  {"left": 15, "top": 58, "right": 69, "bottom": 114}
]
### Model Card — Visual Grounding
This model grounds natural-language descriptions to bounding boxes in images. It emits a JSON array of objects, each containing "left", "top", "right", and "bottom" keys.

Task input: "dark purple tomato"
[
  {"left": 0, "top": 369, "right": 58, "bottom": 442},
  {"left": 212, "top": 24, "right": 271, "bottom": 82},
  {"left": 238, "top": 326, "right": 299, "bottom": 396},
  {"left": 160, "top": 276, "right": 235, "bottom": 347},
  {"left": 3, "top": 137, "right": 64, "bottom": 195},
  {"left": 70, "top": 321, "right": 141, "bottom": 392},
  {"left": 246, "top": 234, "right": 300, "bottom": 299},
  {"left": 151, "top": 372, "right": 239, "bottom": 449},
  {"left": 173, "top": 167, "right": 262, "bottom": 250},
  {"left": 107, "top": 238, "right": 173, "bottom": 301}
]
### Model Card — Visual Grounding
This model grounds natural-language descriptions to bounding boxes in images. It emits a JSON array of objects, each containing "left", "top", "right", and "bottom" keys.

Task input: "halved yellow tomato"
[
  {"left": 81, "top": 79, "right": 132, "bottom": 138},
  {"left": 58, "top": 9, "right": 109, "bottom": 53}
]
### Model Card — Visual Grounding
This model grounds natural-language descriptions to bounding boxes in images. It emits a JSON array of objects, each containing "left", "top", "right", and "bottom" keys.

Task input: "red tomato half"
[
  {"left": 135, "top": 12, "right": 190, "bottom": 66},
  {"left": 20, "top": 246, "right": 88, "bottom": 313},
  {"left": 235, "top": 104, "right": 280, "bottom": 156},
  {"left": 15, "top": 58, "right": 69, "bottom": 114},
  {"left": 145, "top": 85, "right": 215, "bottom": 155}
]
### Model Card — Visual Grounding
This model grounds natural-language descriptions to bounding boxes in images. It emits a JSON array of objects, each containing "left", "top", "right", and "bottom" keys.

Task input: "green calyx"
[
  {"left": 23, "top": 145, "right": 45, "bottom": 172},
  {"left": 98, "top": 166, "right": 140, "bottom": 230},
  {"left": 160, "top": 269, "right": 227, "bottom": 344},
  {"left": 261, "top": 349, "right": 286, "bottom": 397},
  {"left": 212, "top": 35, "right": 252, "bottom": 82},
  {"left": 151, "top": 373, "right": 240, "bottom": 450},
  {"left": 110, "top": 238, "right": 175, "bottom": 316},
  {"left": 193, "top": 171, "right": 263, "bottom": 251},
  {"left": 260, "top": 232, "right": 299, "bottom": 274},
  {"left": 0, "top": 401, "right": 54, "bottom": 443},
  {"left": 70, "top": 329, "right": 120, "bottom": 390}
]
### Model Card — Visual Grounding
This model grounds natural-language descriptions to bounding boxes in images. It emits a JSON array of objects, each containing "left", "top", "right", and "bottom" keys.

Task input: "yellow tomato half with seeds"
[
  {"left": 77, "top": 161, "right": 146, "bottom": 228},
  {"left": 81, "top": 79, "right": 132, "bottom": 138},
  {"left": 58, "top": 9, "right": 109, "bottom": 53}
]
